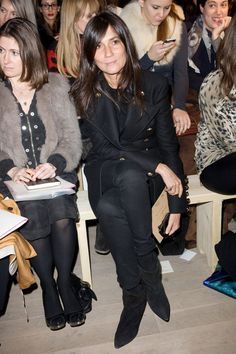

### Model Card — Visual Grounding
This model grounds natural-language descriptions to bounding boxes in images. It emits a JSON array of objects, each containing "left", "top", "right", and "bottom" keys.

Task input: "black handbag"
[{"left": 157, "top": 213, "right": 189, "bottom": 255}]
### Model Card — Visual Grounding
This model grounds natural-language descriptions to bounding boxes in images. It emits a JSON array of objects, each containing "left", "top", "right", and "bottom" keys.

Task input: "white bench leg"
[
  {"left": 196, "top": 201, "right": 222, "bottom": 270},
  {"left": 76, "top": 219, "right": 92, "bottom": 287},
  {"left": 210, "top": 199, "right": 223, "bottom": 269}
]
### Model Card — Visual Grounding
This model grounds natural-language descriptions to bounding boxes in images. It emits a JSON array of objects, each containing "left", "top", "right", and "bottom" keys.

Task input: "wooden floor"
[{"left": 1, "top": 224, "right": 236, "bottom": 354}]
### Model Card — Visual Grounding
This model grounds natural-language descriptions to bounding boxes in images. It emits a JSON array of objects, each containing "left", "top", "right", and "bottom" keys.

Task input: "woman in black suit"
[{"left": 71, "top": 11, "right": 187, "bottom": 349}]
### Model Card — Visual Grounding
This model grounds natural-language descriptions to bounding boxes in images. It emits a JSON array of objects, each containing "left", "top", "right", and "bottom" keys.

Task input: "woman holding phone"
[{"left": 120, "top": 0, "right": 191, "bottom": 134}]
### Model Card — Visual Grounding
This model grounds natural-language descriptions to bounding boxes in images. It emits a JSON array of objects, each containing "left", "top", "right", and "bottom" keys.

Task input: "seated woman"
[
  {"left": 0, "top": 18, "right": 85, "bottom": 331},
  {"left": 36, "top": 0, "right": 61, "bottom": 51},
  {"left": 71, "top": 11, "right": 187, "bottom": 348},
  {"left": 195, "top": 14, "right": 236, "bottom": 194},
  {"left": 120, "top": 0, "right": 191, "bottom": 135},
  {"left": 0, "top": 0, "right": 37, "bottom": 26},
  {"left": 188, "top": 0, "right": 231, "bottom": 92},
  {"left": 54, "top": 0, "right": 102, "bottom": 76}
]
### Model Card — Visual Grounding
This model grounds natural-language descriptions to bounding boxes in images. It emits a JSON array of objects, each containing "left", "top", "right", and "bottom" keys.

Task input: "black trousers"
[
  {"left": 96, "top": 160, "right": 161, "bottom": 289},
  {"left": 200, "top": 152, "right": 236, "bottom": 195}
]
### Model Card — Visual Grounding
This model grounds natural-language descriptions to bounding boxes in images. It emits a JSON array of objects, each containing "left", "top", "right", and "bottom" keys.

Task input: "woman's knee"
[
  {"left": 115, "top": 160, "right": 146, "bottom": 186},
  {"left": 96, "top": 189, "right": 122, "bottom": 219}
]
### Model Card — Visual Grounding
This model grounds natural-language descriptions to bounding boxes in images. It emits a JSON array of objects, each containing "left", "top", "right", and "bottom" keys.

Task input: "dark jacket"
[{"left": 80, "top": 70, "right": 187, "bottom": 214}]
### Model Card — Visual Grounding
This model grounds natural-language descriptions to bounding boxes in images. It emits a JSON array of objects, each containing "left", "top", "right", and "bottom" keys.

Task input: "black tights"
[
  {"left": 30, "top": 218, "right": 81, "bottom": 319},
  {"left": 200, "top": 152, "right": 236, "bottom": 195}
]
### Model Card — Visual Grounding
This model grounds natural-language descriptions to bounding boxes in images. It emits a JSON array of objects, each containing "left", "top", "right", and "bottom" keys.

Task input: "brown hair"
[
  {"left": 70, "top": 11, "right": 144, "bottom": 116},
  {"left": 217, "top": 14, "right": 236, "bottom": 99},
  {"left": 0, "top": 18, "right": 48, "bottom": 89}
]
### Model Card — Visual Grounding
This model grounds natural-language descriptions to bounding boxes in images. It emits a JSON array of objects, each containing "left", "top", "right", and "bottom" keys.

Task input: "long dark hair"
[
  {"left": 0, "top": 18, "right": 48, "bottom": 89},
  {"left": 70, "top": 11, "right": 144, "bottom": 116},
  {"left": 217, "top": 14, "right": 236, "bottom": 99}
]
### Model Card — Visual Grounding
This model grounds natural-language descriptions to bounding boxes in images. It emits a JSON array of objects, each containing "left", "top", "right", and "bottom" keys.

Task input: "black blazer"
[{"left": 81, "top": 70, "right": 187, "bottom": 214}]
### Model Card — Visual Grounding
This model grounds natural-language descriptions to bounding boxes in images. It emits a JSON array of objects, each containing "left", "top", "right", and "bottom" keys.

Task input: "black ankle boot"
[
  {"left": 138, "top": 252, "right": 170, "bottom": 322},
  {"left": 94, "top": 223, "right": 110, "bottom": 255},
  {"left": 114, "top": 283, "right": 147, "bottom": 349}
]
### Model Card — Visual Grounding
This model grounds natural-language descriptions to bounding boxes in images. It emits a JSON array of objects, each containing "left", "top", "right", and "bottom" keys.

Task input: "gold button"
[
  {"left": 120, "top": 157, "right": 125, "bottom": 160},
  {"left": 147, "top": 172, "right": 153, "bottom": 176},
  {"left": 147, "top": 127, "right": 152, "bottom": 131}
]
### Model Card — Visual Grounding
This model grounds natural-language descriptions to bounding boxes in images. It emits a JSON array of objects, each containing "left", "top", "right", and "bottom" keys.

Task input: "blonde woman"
[
  {"left": 56, "top": 0, "right": 102, "bottom": 78},
  {"left": 120, "top": 0, "right": 191, "bottom": 135}
]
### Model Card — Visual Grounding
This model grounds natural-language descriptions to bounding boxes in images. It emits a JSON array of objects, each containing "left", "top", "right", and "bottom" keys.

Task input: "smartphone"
[{"left": 163, "top": 39, "right": 176, "bottom": 44}]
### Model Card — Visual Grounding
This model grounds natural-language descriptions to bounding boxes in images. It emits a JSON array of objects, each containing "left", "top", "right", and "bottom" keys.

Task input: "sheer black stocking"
[
  {"left": 50, "top": 218, "right": 82, "bottom": 315},
  {"left": 30, "top": 218, "right": 81, "bottom": 319}
]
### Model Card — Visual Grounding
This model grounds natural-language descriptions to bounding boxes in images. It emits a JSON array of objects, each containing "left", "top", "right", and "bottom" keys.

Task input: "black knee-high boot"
[
  {"left": 114, "top": 283, "right": 147, "bottom": 349},
  {"left": 138, "top": 251, "right": 170, "bottom": 322}
]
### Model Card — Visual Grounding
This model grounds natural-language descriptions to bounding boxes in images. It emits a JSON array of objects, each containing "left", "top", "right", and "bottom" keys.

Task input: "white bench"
[
  {"left": 76, "top": 174, "right": 236, "bottom": 286},
  {"left": 188, "top": 175, "right": 236, "bottom": 271}
]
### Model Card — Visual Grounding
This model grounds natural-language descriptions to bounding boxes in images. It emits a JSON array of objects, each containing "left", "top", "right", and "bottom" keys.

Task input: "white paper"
[
  {"left": 0, "top": 210, "right": 28, "bottom": 239},
  {"left": 161, "top": 260, "right": 174, "bottom": 274},
  {"left": 179, "top": 249, "right": 197, "bottom": 261}
]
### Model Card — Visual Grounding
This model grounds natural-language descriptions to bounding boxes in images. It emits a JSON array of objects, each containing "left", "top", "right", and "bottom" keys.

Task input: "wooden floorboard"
[{"left": 1, "top": 225, "right": 236, "bottom": 354}]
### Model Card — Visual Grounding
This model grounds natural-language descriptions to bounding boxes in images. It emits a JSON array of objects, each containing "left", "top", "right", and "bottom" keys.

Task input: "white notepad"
[{"left": 0, "top": 210, "right": 28, "bottom": 239}]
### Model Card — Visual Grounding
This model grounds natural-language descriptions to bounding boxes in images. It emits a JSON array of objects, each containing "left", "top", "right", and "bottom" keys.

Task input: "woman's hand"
[
  {"left": 31, "top": 163, "right": 56, "bottom": 180},
  {"left": 7, "top": 167, "right": 35, "bottom": 183},
  {"left": 212, "top": 16, "right": 231, "bottom": 40},
  {"left": 155, "top": 163, "right": 183, "bottom": 197},
  {"left": 172, "top": 108, "right": 191, "bottom": 135},
  {"left": 165, "top": 213, "right": 181, "bottom": 235},
  {"left": 148, "top": 40, "right": 176, "bottom": 62}
]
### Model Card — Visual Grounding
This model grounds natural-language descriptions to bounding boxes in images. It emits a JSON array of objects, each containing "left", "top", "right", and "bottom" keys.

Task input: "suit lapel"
[
  {"left": 89, "top": 94, "right": 121, "bottom": 148},
  {"left": 90, "top": 92, "right": 159, "bottom": 146}
]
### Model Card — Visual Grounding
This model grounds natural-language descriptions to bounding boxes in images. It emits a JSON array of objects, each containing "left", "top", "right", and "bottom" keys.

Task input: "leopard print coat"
[{"left": 195, "top": 69, "right": 236, "bottom": 173}]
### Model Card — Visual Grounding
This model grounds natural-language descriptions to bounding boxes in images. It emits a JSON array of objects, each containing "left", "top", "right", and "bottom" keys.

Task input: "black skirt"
[
  {"left": 1, "top": 171, "right": 79, "bottom": 241},
  {"left": 17, "top": 193, "right": 79, "bottom": 241}
]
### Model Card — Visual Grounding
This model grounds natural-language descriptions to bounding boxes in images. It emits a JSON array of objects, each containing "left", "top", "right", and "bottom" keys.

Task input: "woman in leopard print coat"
[{"left": 195, "top": 15, "right": 236, "bottom": 195}]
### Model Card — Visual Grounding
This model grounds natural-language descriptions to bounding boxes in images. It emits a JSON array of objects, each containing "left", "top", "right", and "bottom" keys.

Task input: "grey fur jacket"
[{"left": 0, "top": 73, "right": 82, "bottom": 174}]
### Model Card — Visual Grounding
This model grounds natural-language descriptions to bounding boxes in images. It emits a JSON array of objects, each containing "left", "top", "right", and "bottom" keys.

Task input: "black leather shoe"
[
  {"left": 71, "top": 274, "right": 97, "bottom": 314},
  {"left": 46, "top": 314, "right": 66, "bottom": 331},
  {"left": 66, "top": 311, "right": 86, "bottom": 327}
]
